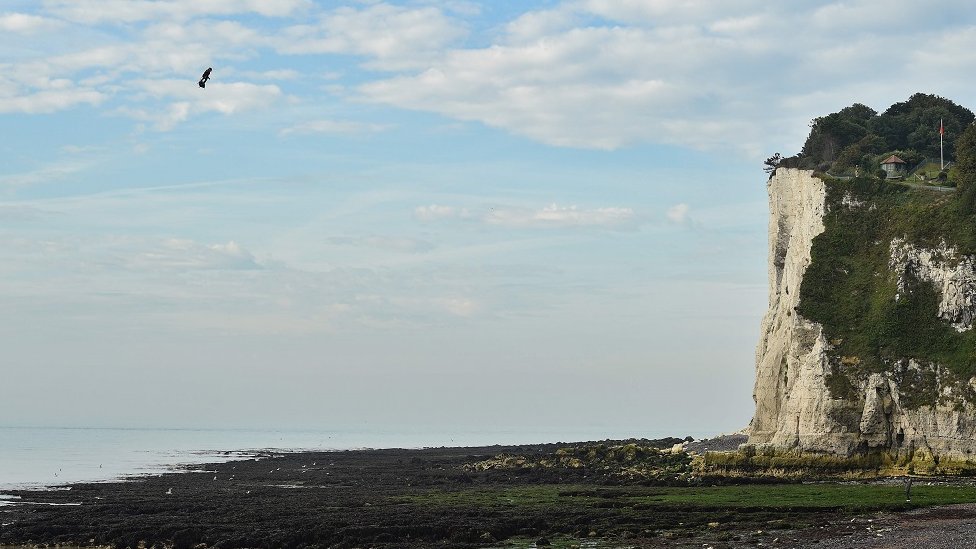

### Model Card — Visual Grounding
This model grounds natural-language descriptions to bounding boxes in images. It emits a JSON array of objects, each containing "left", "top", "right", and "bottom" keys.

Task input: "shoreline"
[
  {"left": 0, "top": 425, "right": 704, "bottom": 492},
  {"left": 4, "top": 438, "right": 976, "bottom": 548}
]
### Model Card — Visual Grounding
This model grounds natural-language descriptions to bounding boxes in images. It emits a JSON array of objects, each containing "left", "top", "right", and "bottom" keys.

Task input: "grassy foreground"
[{"left": 403, "top": 482, "right": 976, "bottom": 511}]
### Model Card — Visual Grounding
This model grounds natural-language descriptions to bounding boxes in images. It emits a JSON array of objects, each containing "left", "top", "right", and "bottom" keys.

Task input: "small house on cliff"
[{"left": 880, "top": 155, "right": 906, "bottom": 178}]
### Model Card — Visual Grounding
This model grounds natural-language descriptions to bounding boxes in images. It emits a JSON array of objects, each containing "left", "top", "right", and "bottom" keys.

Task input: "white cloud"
[
  {"left": 277, "top": 4, "right": 467, "bottom": 69},
  {"left": 241, "top": 69, "right": 301, "bottom": 81},
  {"left": 0, "top": 84, "right": 106, "bottom": 114},
  {"left": 346, "top": 0, "right": 976, "bottom": 154},
  {"left": 416, "top": 203, "right": 636, "bottom": 228},
  {"left": 279, "top": 119, "right": 391, "bottom": 136},
  {"left": 5, "top": 0, "right": 975, "bottom": 156},
  {"left": 666, "top": 203, "right": 691, "bottom": 225},
  {"left": 485, "top": 203, "right": 636, "bottom": 228},
  {"left": 327, "top": 235, "right": 434, "bottom": 254},
  {"left": 437, "top": 297, "right": 479, "bottom": 317},
  {"left": 130, "top": 239, "right": 262, "bottom": 270},
  {"left": 357, "top": 22, "right": 753, "bottom": 150},
  {"left": 708, "top": 14, "right": 766, "bottom": 35},
  {"left": 0, "top": 205, "right": 51, "bottom": 223},
  {"left": 122, "top": 80, "right": 282, "bottom": 130},
  {"left": 41, "top": 0, "right": 312, "bottom": 23},
  {"left": 0, "top": 12, "right": 62, "bottom": 33},
  {"left": 415, "top": 204, "right": 468, "bottom": 221},
  {"left": 576, "top": 0, "right": 770, "bottom": 25},
  {"left": 385, "top": 295, "right": 482, "bottom": 318},
  {"left": 0, "top": 17, "right": 275, "bottom": 116},
  {"left": 504, "top": 8, "right": 579, "bottom": 42},
  {"left": 0, "top": 159, "right": 95, "bottom": 188}
]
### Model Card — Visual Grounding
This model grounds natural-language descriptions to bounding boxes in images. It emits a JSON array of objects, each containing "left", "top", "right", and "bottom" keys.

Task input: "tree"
[
  {"left": 763, "top": 152, "right": 783, "bottom": 174},
  {"left": 876, "top": 93, "right": 974, "bottom": 159},
  {"left": 795, "top": 95, "right": 976, "bottom": 173},
  {"left": 801, "top": 106, "right": 875, "bottom": 164},
  {"left": 950, "top": 123, "right": 976, "bottom": 213}
]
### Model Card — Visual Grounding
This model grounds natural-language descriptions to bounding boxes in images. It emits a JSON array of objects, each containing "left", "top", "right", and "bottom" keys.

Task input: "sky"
[{"left": 2, "top": 0, "right": 975, "bottom": 440}]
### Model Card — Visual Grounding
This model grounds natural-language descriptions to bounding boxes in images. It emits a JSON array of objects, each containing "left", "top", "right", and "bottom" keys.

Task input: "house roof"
[{"left": 881, "top": 155, "right": 906, "bottom": 165}]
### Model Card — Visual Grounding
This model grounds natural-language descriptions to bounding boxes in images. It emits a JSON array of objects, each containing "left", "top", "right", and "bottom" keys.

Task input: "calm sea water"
[{"left": 0, "top": 426, "right": 688, "bottom": 491}]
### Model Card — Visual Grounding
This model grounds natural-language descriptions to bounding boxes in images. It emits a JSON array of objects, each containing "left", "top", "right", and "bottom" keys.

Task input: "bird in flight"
[{"left": 198, "top": 67, "right": 212, "bottom": 88}]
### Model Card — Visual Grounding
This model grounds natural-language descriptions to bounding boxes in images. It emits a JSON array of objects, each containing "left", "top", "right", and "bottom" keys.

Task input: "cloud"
[
  {"left": 666, "top": 203, "right": 691, "bottom": 225},
  {"left": 327, "top": 235, "right": 434, "bottom": 254},
  {"left": 503, "top": 8, "right": 579, "bottom": 42},
  {"left": 276, "top": 4, "right": 467, "bottom": 69},
  {"left": 414, "top": 204, "right": 469, "bottom": 221},
  {"left": 357, "top": 23, "right": 747, "bottom": 150},
  {"left": 485, "top": 203, "right": 636, "bottom": 228},
  {"left": 417, "top": 203, "right": 636, "bottom": 228},
  {"left": 6, "top": 0, "right": 976, "bottom": 156},
  {"left": 240, "top": 69, "right": 301, "bottom": 81},
  {"left": 279, "top": 119, "right": 391, "bottom": 136},
  {"left": 346, "top": 0, "right": 976, "bottom": 154},
  {"left": 130, "top": 239, "right": 262, "bottom": 270},
  {"left": 384, "top": 295, "right": 481, "bottom": 318},
  {"left": 0, "top": 205, "right": 52, "bottom": 223},
  {"left": 0, "top": 87, "right": 107, "bottom": 114},
  {"left": 121, "top": 80, "right": 282, "bottom": 130},
  {"left": 436, "top": 297, "right": 479, "bottom": 317},
  {"left": 0, "top": 20, "right": 273, "bottom": 116},
  {"left": 0, "top": 159, "right": 95, "bottom": 188},
  {"left": 0, "top": 12, "right": 62, "bottom": 33},
  {"left": 41, "top": 0, "right": 312, "bottom": 23},
  {"left": 708, "top": 14, "right": 767, "bottom": 34}
]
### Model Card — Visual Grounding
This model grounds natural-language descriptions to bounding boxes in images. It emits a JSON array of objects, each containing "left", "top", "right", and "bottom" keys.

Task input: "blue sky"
[{"left": 2, "top": 0, "right": 974, "bottom": 438}]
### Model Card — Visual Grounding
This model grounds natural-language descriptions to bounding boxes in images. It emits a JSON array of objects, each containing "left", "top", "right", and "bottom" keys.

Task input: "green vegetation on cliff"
[
  {"left": 797, "top": 177, "right": 976, "bottom": 398},
  {"left": 778, "top": 93, "right": 974, "bottom": 176},
  {"left": 789, "top": 97, "right": 976, "bottom": 405}
]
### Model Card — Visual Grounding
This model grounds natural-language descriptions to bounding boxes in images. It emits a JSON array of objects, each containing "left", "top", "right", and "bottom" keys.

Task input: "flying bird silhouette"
[{"left": 198, "top": 67, "right": 212, "bottom": 88}]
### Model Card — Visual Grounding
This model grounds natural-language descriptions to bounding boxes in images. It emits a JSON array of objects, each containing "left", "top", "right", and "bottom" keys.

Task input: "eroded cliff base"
[{"left": 699, "top": 447, "right": 976, "bottom": 480}]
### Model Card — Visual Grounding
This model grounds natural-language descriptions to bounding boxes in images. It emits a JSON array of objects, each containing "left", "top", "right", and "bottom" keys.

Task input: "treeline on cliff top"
[
  {"left": 772, "top": 93, "right": 975, "bottom": 176},
  {"left": 790, "top": 95, "right": 976, "bottom": 391}
]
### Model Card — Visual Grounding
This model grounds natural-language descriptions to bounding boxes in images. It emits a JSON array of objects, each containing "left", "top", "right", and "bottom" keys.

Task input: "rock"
[
  {"left": 748, "top": 169, "right": 976, "bottom": 460},
  {"left": 889, "top": 238, "right": 976, "bottom": 330}
]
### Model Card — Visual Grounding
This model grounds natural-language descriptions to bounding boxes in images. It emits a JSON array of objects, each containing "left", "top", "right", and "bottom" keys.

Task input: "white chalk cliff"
[{"left": 749, "top": 168, "right": 976, "bottom": 460}]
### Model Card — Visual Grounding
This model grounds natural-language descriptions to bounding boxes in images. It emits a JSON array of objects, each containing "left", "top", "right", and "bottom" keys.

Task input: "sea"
[{"left": 0, "top": 425, "right": 694, "bottom": 492}]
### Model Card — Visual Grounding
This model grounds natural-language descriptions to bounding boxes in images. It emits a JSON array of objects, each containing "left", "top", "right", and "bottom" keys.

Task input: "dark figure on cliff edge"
[{"left": 198, "top": 67, "right": 212, "bottom": 88}]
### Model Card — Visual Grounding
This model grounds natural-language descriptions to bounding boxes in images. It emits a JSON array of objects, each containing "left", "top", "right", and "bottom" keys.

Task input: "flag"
[{"left": 940, "top": 119, "right": 945, "bottom": 136}]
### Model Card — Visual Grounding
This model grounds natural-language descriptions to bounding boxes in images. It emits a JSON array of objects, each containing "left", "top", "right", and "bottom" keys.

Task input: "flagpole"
[{"left": 941, "top": 118, "right": 944, "bottom": 170}]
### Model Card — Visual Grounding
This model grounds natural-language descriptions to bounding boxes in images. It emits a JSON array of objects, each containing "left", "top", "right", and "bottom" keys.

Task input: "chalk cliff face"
[{"left": 749, "top": 169, "right": 976, "bottom": 460}]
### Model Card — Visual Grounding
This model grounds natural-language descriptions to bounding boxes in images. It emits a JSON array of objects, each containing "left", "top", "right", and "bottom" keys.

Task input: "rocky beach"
[{"left": 4, "top": 437, "right": 976, "bottom": 548}]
